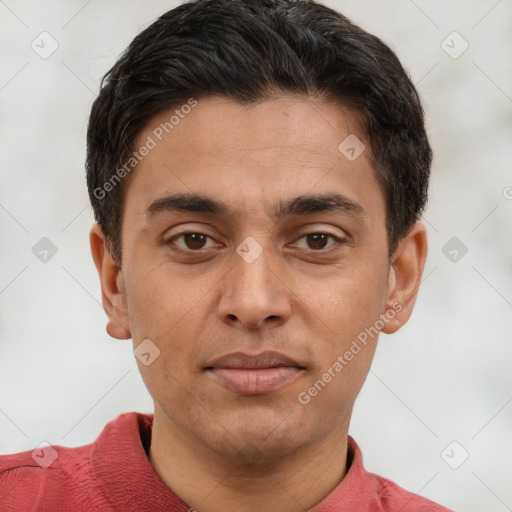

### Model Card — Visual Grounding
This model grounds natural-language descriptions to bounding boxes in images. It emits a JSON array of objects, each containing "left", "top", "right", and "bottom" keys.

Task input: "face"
[{"left": 91, "top": 95, "right": 426, "bottom": 463}]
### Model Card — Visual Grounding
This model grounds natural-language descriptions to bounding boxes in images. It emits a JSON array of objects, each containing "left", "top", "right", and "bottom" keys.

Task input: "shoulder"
[
  {"left": 330, "top": 437, "right": 455, "bottom": 512},
  {"left": 0, "top": 443, "right": 98, "bottom": 511},
  {"left": 0, "top": 412, "right": 147, "bottom": 511},
  {"left": 367, "top": 472, "right": 454, "bottom": 511}
]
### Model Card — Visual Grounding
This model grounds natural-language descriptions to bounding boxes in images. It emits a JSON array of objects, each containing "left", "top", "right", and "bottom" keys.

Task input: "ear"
[
  {"left": 381, "top": 222, "right": 428, "bottom": 335},
  {"left": 90, "top": 224, "right": 131, "bottom": 340}
]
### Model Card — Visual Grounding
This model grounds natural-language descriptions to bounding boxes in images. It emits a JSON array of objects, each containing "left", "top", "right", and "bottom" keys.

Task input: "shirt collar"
[
  {"left": 91, "top": 412, "right": 374, "bottom": 511},
  {"left": 90, "top": 412, "right": 190, "bottom": 511}
]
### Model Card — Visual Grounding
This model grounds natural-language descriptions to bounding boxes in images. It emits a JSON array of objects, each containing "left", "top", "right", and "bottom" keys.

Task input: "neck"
[{"left": 148, "top": 407, "right": 349, "bottom": 512}]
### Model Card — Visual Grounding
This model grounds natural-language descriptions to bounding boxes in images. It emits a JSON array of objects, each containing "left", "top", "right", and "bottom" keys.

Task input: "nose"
[{"left": 217, "top": 246, "right": 292, "bottom": 330}]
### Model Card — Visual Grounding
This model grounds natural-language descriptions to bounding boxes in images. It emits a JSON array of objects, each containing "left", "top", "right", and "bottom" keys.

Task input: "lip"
[{"left": 205, "top": 351, "right": 305, "bottom": 395}]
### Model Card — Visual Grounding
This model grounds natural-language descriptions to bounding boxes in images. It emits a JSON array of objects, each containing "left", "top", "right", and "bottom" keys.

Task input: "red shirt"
[{"left": 0, "top": 412, "right": 452, "bottom": 511}]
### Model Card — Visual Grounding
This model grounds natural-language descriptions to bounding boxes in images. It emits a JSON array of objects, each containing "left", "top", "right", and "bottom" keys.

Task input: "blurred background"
[{"left": 0, "top": 1, "right": 511, "bottom": 510}]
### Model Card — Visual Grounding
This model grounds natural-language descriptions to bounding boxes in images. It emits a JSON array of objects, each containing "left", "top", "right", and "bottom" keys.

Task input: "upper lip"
[{"left": 205, "top": 351, "right": 303, "bottom": 370}]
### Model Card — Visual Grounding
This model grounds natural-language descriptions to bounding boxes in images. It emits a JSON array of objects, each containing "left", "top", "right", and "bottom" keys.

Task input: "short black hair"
[{"left": 86, "top": 0, "right": 432, "bottom": 264}]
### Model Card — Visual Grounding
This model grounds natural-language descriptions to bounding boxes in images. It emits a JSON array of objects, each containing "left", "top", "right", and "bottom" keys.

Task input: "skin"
[{"left": 90, "top": 95, "right": 427, "bottom": 512}]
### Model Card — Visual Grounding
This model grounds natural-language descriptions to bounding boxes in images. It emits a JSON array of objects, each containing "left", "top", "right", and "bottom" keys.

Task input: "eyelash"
[{"left": 165, "top": 231, "right": 345, "bottom": 253}]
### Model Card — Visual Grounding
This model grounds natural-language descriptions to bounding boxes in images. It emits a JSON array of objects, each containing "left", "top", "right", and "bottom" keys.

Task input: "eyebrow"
[{"left": 145, "top": 192, "right": 364, "bottom": 220}]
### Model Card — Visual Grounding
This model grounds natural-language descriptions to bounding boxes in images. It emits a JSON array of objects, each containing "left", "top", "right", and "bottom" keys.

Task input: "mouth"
[{"left": 204, "top": 351, "right": 305, "bottom": 395}]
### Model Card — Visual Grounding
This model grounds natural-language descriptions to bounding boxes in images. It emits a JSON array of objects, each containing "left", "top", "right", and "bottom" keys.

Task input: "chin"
[
  {"left": 203, "top": 409, "right": 314, "bottom": 464},
  {"left": 213, "top": 433, "right": 305, "bottom": 466}
]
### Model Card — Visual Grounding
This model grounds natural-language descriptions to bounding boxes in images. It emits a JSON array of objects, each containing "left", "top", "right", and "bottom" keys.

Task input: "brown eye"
[
  {"left": 183, "top": 233, "right": 208, "bottom": 250},
  {"left": 168, "top": 232, "right": 216, "bottom": 251},
  {"left": 305, "top": 233, "right": 329, "bottom": 250},
  {"left": 291, "top": 232, "right": 343, "bottom": 251}
]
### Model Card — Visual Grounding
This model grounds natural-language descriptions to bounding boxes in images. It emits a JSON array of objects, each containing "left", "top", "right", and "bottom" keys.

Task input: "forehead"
[
  {"left": 140, "top": 95, "right": 364, "bottom": 158},
  {"left": 124, "top": 95, "right": 385, "bottom": 221}
]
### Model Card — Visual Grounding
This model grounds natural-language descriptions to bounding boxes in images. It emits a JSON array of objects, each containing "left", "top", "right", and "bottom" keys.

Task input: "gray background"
[{"left": 0, "top": 1, "right": 511, "bottom": 511}]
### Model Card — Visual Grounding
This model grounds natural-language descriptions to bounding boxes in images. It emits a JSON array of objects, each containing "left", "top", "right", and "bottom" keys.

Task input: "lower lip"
[{"left": 208, "top": 367, "right": 302, "bottom": 395}]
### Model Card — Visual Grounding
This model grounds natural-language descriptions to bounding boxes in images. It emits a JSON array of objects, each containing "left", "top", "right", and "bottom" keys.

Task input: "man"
[{"left": 0, "top": 0, "right": 453, "bottom": 510}]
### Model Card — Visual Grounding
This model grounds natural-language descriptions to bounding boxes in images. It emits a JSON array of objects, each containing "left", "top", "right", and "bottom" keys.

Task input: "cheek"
[
  {"left": 125, "top": 258, "right": 198, "bottom": 334},
  {"left": 303, "top": 262, "right": 389, "bottom": 334},
  {"left": 296, "top": 260, "right": 388, "bottom": 393},
  {"left": 125, "top": 266, "right": 206, "bottom": 410},
  {"left": 296, "top": 279, "right": 384, "bottom": 414}
]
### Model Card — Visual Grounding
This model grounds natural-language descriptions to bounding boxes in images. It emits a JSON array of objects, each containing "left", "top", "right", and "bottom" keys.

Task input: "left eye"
[
  {"left": 292, "top": 233, "right": 342, "bottom": 251},
  {"left": 169, "top": 232, "right": 217, "bottom": 251}
]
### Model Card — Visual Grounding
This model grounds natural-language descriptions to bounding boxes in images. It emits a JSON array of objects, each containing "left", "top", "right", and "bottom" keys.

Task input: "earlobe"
[
  {"left": 381, "top": 222, "right": 428, "bottom": 335},
  {"left": 90, "top": 224, "right": 131, "bottom": 340}
]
